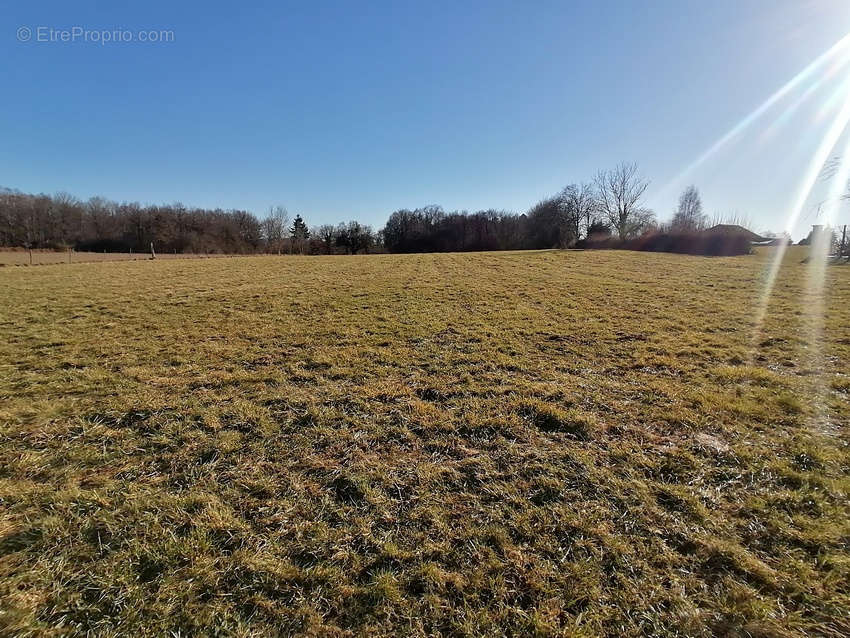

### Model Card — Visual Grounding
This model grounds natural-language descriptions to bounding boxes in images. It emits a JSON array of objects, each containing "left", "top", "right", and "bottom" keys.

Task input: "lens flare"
[
  {"left": 801, "top": 115, "right": 850, "bottom": 431},
  {"left": 750, "top": 84, "right": 850, "bottom": 366},
  {"left": 759, "top": 56, "right": 850, "bottom": 143},
  {"left": 784, "top": 82, "right": 850, "bottom": 234},
  {"left": 823, "top": 137, "right": 850, "bottom": 223},
  {"left": 655, "top": 33, "right": 850, "bottom": 201}
]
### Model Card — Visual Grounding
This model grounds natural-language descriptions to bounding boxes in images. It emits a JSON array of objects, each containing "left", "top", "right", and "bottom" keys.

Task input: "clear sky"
[{"left": 3, "top": 1, "right": 850, "bottom": 239}]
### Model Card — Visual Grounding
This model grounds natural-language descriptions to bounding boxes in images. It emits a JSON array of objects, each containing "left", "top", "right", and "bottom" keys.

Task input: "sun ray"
[
  {"left": 759, "top": 56, "right": 850, "bottom": 143},
  {"left": 653, "top": 33, "right": 850, "bottom": 202},
  {"left": 803, "top": 221, "right": 832, "bottom": 431},
  {"left": 750, "top": 84, "right": 850, "bottom": 359},
  {"left": 801, "top": 117, "right": 850, "bottom": 431}
]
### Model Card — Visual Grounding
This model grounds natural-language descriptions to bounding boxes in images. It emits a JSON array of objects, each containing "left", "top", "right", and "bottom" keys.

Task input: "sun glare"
[
  {"left": 729, "top": 31, "right": 850, "bottom": 432},
  {"left": 656, "top": 32, "right": 850, "bottom": 204}
]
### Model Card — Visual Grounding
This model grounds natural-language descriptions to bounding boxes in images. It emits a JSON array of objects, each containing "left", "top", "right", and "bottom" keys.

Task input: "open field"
[
  {"left": 0, "top": 251, "right": 241, "bottom": 267},
  {"left": 1, "top": 248, "right": 849, "bottom": 636}
]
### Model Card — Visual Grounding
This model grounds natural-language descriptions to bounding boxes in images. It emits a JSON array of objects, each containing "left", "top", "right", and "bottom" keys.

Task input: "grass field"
[
  {"left": 0, "top": 250, "right": 236, "bottom": 266},
  {"left": 1, "top": 248, "right": 849, "bottom": 637}
]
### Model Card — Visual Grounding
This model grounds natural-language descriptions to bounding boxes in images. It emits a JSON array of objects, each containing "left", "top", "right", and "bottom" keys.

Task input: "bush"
[{"left": 578, "top": 231, "right": 752, "bottom": 256}]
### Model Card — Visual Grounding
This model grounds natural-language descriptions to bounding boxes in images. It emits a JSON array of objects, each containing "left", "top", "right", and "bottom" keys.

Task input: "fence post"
[
  {"left": 68, "top": 247, "right": 71, "bottom": 264},
  {"left": 150, "top": 242, "right": 156, "bottom": 260}
]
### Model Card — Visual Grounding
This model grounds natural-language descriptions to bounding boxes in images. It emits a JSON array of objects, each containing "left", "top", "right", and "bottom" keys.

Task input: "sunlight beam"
[
  {"left": 759, "top": 56, "right": 850, "bottom": 143},
  {"left": 750, "top": 85, "right": 850, "bottom": 355},
  {"left": 655, "top": 32, "right": 850, "bottom": 200},
  {"left": 823, "top": 133, "right": 850, "bottom": 225},
  {"left": 801, "top": 131, "right": 850, "bottom": 432}
]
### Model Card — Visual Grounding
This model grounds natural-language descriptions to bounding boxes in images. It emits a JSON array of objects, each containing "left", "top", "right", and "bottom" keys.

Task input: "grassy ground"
[
  {"left": 1, "top": 248, "right": 848, "bottom": 637},
  {"left": 0, "top": 251, "right": 237, "bottom": 266}
]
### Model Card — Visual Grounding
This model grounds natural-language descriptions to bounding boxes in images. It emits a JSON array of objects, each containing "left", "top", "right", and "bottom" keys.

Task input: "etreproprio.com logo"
[{"left": 17, "top": 26, "right": 175, "bottom": 44}]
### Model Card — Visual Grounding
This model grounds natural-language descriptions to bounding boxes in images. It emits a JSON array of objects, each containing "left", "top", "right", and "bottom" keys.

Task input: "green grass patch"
[{"left": 0, "top": 247, "right": 848, "bottom": 636}]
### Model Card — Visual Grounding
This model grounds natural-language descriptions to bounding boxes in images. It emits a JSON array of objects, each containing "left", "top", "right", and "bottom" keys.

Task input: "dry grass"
[
  {"left": 0, "top": 251, "right": 236, "bottom": 266},
  {"left": 1, "top": 247, "right": 848, "bottom": 637}
]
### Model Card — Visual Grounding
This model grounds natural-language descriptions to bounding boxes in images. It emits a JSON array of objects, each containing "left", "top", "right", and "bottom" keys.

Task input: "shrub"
[{"left": 578, "top": 231, "right": 752, "bottom": 256}]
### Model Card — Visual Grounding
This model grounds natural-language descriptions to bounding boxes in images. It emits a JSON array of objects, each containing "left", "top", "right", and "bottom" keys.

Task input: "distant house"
[
  {"left": 703, "top": 224, "right": 768, "bottom": 243},
  {"left": 798, "top": 224, "right": 831, "bottom": 246}
]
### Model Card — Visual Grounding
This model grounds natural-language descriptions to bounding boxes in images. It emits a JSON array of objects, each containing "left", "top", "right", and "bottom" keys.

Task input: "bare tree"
[
  {"left": 526, "top": 196, "right": 573, "bottom": 248},
  {"left": 262, "top": 205, "right": 288, "bottom": 254},
  {"left": 594, "top": 163, "right": 654, "bottom": 240},
  {"left": 315, "top": 224, "right": 335, "bottom": 254},
  {"left": 562, "top": 182, "right": 597, "bottom": 239},
  {"left": 335, "top": 221, "right": 374, "bottom": 254},
  {"left": 709, "top": 210, "right": 753, "bottom": 230},
  {"left": 671, "top": 185, "right": 706, "bottom": 231},
  {"left": 53, "top": 192, "right": 84, "bottom": 246}
]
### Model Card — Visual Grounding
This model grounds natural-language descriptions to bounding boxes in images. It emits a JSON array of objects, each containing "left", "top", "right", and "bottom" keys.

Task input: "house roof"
[{"left": 704, "top": 224, "right": 767, "bottom": 242}]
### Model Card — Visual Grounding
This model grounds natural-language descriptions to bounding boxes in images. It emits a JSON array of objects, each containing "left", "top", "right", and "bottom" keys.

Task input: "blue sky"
[{"left": 3, "top": 1, "right": 850, "bottom": 239}]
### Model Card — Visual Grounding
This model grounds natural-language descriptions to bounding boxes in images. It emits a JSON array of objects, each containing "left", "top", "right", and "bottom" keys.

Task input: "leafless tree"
[
  {"left": 671, "top": 185, "right": 706, "bottom": 231},
  {"left": 53, "top": 192, "right": 83, "bottom": 246},
  {"left": 594, "top": 163, "right": 655, "bottom": 240},
  {"left": 527, "top": 196, "right": 573, "bottom": 247},
  {"left": 262, "top": 205, "right": 288, "bottom": 254},
  {"left": 562, "top": 182, "right": 597, "bottom": 239},
  {"left": 335, "top": 221, "right": 374, "bottom": 254},
  {"left": 315, "top": 224, "right": 335, "bottom": 254},
  {"left": 709, "top": 210, "right": 752, "bottom": 230}
]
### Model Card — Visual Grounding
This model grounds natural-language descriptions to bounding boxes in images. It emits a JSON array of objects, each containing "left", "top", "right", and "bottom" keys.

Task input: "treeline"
[
  {"left": 383, "top": 207, "right": 528, "bottom": 253},
  {"left": 0, "top": 163, "right": 755, "bottom": 256},
  {"left": 0, "top": 188, "right": 266, "bottom": 253},
  {"left": 0, "top": 189, "right": 379, "bottom": 255},
  {"left": 383, "top": 167, "right": 754, "bottom": 255},
  {"left": 384, "top": 164, "right": 651, "bottom": 253}
]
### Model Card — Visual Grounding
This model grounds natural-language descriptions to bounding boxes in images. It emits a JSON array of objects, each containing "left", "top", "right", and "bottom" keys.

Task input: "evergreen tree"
[{"left": 290, "top": 214, "right": 309, "bottom": 254}]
